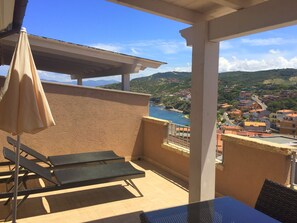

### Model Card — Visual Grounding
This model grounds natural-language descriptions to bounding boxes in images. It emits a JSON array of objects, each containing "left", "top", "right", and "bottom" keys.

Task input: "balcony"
[{"left": 0, "top": 80, "right": 296, "bottom": 222}]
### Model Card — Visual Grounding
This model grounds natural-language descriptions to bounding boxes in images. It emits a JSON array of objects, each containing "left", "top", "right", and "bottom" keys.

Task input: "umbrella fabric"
[
  {"left": 0, "top": 29, "right": 55, "bottom": 135},
  {"left": 0, "top": 29, "right": 56, "bottom": 222}
]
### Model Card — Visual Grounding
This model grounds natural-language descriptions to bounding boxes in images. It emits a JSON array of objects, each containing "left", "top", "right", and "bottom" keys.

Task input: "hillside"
[
  {"left": 104, "top": 68, "right": 297, "bottom": 113},
  {"left": 219, "top": 69, "right": 297, "bottom": 86},
  {"left": 105, "top": 71, "right": 191, "bottom": 95}
]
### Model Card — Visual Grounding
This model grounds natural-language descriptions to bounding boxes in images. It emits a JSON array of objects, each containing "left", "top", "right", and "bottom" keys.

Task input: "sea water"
[{"left": 149, "top": 103, "right": 190, "bottom": 126}]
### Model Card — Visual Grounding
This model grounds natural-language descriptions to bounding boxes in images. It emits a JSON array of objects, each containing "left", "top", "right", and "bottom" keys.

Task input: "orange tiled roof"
[
  {"left": 229, "top": 109, "right": 242, "bottom": 115},
  {"left": 277, "top": 109, "right": 295, "bottom": 113},
  {"left": 249, "top": 109, "right": 264, "bottom": 113},
  {"left": 286, "top": 113, "right": 297, "bottom": 117},
  {"left": 176, "top": 127, "right": 190, "bottom": 132},
  {"left": 222, "top": 125, "right": 242, "bottom": 130}
]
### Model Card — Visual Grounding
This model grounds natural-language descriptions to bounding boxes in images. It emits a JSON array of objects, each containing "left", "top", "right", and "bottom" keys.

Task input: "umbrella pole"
[{"left": 12, "top": 135, "right": 20, "bottom": 223}]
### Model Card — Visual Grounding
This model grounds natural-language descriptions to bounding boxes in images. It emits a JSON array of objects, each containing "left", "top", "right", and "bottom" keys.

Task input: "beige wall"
[
  {"left": 141, "top": 120, "right": 293, "bottom": 207},
  {"left": 142, "top": 117, "right": 189, "bottom": 181},
  {"left": 216, "top": 135, "right": 292, "bottom": 207},
  {"left": 0, "top": 76, "right": 149, "bottom": 161}
]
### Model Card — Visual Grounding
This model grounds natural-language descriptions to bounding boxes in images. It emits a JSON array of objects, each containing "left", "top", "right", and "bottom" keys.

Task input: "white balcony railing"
[
  {"left": 167, "top": 123, "right": 223, "bottom": 162},
  {"left": 167, "top": 123, "right": 190, "bottom": 150}
]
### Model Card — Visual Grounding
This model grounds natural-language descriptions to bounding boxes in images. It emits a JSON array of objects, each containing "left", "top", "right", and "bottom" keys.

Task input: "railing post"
[
  {"left": 167, "top": 122, "right": 170, "bottom": 144},
  {"left": 291, "top": 151, "right": 296, "bottom": 188}
]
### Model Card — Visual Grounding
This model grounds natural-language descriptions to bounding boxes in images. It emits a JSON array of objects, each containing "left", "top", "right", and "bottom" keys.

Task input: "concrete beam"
[
  {"left": 108, "top": 0, "right": 205, "bottom": 24},
  {"left": 72, "top": 63, "right": 143, "bottom": 79},
  {"left": 209, "top": 0, "right": 297, "bottom": 41},
  {"left": 210, "top": 0, "right": 264, "bottom": 10}
]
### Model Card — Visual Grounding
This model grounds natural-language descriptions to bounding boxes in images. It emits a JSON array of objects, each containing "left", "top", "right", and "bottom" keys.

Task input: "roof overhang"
[
  {"left": 0, "top": 34, "right": 165, "bottom": 79},
  {"left": 0, "top": 0, "right": 28, "bottom": 39},
  {"left": 108, "top": 0, "right": 297, "bottom": 41}
]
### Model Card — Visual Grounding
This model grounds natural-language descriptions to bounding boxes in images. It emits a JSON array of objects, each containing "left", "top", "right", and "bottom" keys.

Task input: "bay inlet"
[{"left": 149, "top": 103, "right": 190, "bottom": 126}]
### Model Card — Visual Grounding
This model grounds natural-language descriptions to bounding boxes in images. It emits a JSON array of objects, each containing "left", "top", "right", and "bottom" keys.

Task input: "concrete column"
[
  {"left": 77, "top": 78, "right": 83, "bottom": 86},
  {"left": 181, "top": 22, "right": 219, "bottom": 202},
  {"left": 122, "top": 74, "right": 130, "bottom": 91}
]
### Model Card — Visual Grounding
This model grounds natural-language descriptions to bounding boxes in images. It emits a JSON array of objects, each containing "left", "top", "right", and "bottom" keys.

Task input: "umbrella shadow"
[{"left": 0, "top": 184, "right": 137, "bottom": 221}]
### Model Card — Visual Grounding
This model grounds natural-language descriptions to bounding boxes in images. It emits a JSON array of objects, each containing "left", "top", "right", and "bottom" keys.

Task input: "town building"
[
  {"left": 228, "top": 109, "right": 242, "bottom": 119},
  {"left": 243, "top": 121, "right": 267, "bottom": 132},
  {"left": 276, "top": 109, "right": 295, "bottom": 121},
  {"left": 269, "top": 113, "right": 278, "bottom": 123},
  {"left": 219, "top": 103, "right": 232, "bottom": 110},
  {"left": 271, "top": 109, "right": 295, "bottom": 128},
  {"left": 249, "top": 109, "right": 271, "bottom": 120},
  {"left": 239, "top": 91, "right": 252, "bottom": 99},
  {"left": 280, "top": 113, "right": 297, "bottom": 135},
  {"left": 238, "top": 100, "right": 258, "bottom": 112},
  {"left": 221, "top": 125, "right": 242, "bottom": 134}
]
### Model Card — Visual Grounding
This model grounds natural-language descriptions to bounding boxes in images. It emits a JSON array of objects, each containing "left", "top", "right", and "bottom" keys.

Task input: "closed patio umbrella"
[{"left": 0, "top": 28, "right": 55, "bottom": 222}]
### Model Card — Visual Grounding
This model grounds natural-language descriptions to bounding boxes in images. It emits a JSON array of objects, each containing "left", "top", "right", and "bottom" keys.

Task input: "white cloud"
[
  {"left": 0, "top": 66, "right": 71, "bottom": 82},
  {"left": 172, "top": 64, "right": 191, "bottom": 72},
  {"left": 130, "top": 47, "right": 141, "bottom": 55},
  {"left": 91, "top": 43, "right": 123, "bottom": 52},
  {"left": 151, "top": 40, "right": 189, "bottom": 54},
  {"left": 269, "top": 49, "right": 281, "bottom": 54},
  {"left": 38, "top": 70, "right": 71, "bottom": 82},
  {"left": 89, "top": 39, "right": 190, "bottom": 56},
  {"left": 131, "top": 63, "right": 192, "bottom": 79},
  {"left": 219, "top": 56, "right": 297, "bottom": 72},
  {"left": 241, "top": 37, "right": 297, "bottom": 46}
]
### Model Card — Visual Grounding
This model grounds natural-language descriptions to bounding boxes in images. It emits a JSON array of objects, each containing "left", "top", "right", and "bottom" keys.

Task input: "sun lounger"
[
  {"left": 7, "top": 136, "right": 124, "bottom": 167},
  {"left": 1, "top": 147, "right": 144, "bottom": 220}
]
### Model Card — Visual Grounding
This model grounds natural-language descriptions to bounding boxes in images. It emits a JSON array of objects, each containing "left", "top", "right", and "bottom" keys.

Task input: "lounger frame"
[
  {"left": 0, "top": 136, "right": 124, "bottom": 177},
  {"left": 0, "top": 147, "right": 144, "bottom": 221}
]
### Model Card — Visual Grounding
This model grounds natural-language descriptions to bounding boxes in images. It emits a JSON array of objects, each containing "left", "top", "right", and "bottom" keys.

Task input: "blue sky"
[{"left": 1, "top": 0, "right": 297, "bottom": 82}]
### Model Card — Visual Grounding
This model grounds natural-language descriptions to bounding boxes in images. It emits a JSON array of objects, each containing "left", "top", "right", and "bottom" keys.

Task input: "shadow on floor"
[
  {"left": 83, "top": 211, "right": 143, "bottom": 223},
  {"left": 133, "top": 160, "right": 189, "bottom": 192},
  {"left": 0, "top": 184, "right": 138, "bottom": 221}
]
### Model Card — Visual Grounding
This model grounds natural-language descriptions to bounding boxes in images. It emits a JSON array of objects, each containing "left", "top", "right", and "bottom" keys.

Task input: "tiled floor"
[{"left": 0, "top": 161, "right": 189, "bottom": 223}]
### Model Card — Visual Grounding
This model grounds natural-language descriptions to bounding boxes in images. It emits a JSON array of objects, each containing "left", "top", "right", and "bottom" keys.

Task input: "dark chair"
[{"left": 255, "top": 179, "right": 297, "bottom": 223}]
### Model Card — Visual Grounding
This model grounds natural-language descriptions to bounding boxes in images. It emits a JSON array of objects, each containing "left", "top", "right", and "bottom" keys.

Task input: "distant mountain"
[{"left": 43, "top": 79, "right": 119, "bottom": 87}]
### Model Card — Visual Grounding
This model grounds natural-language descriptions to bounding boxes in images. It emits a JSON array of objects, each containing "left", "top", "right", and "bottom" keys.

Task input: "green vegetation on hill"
[
  {"left": 103, "top": 68, "right": 297, "bottom": 113},
  {"left": 219, "top": 69, "right": 297, "bottom": 112},
  {"left": 105, "top": 72, "right": 192, "bottom": 114}
]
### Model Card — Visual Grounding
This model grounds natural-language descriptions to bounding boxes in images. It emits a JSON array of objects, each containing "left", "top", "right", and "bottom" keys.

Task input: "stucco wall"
[
  {"left": 216, "top": 134, "right": 292, "bottom": 207},
  {"left": 142, "top": 117, "right": 189, "bottom": 181},
  {"left": 0, "top": 76, "right": 149, "bottom": 161},
  {"left": 142, "top": 120, "right": 293, "bottom": 207}
]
